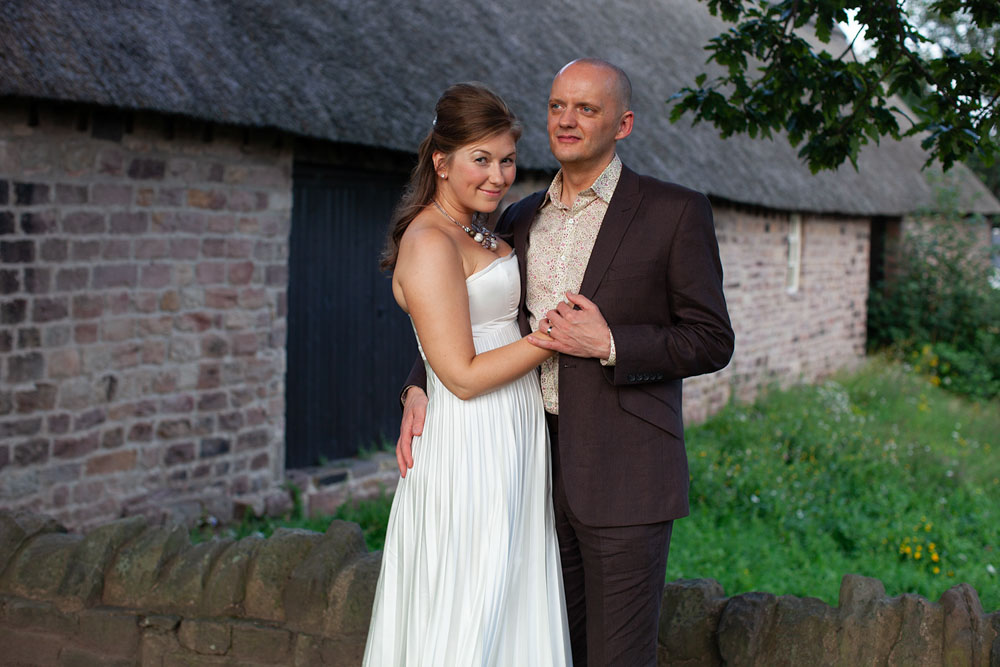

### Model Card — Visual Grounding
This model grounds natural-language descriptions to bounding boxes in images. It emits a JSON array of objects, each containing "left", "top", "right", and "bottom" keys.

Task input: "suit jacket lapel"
[{"left": 579, "top": 165, "right": 642, "bottom": 298}]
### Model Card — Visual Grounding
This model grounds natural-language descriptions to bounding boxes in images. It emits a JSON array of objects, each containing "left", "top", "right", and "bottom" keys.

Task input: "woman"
[{"left": 363, "top": 83, "right": 571, "bottom": 665}]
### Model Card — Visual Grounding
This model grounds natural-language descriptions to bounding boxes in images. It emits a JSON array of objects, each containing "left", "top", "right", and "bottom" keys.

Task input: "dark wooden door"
[{"left": 286, "top": 163, "right": 415, "bottom": 467}]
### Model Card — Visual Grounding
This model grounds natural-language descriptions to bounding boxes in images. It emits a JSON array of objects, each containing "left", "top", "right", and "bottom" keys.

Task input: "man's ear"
[{"left": 615, "top": 110, "right": 635, "bottom": 141}]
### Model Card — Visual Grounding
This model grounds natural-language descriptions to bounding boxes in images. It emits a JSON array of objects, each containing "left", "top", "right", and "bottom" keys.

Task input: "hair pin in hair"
[{"left": 432, "top": 115, "right": 437, "bottom": 127}]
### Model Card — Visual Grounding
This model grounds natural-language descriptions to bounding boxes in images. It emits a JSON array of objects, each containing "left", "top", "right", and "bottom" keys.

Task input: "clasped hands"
[
  {"left": 529, "top": 291, "right": 611, "bottom": 360},
  {"left": 396, "top": 291, "right": 610, "bottom": 478}
]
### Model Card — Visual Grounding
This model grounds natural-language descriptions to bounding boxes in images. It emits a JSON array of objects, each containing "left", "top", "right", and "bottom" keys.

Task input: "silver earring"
[{"left": 439, "top": 173, "right": 446, "bottom": 179}]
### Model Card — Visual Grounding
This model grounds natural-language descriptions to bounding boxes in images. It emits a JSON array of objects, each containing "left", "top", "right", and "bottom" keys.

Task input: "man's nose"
[{"left": 558, "top": 108, "right": 577, "bottom": 127}]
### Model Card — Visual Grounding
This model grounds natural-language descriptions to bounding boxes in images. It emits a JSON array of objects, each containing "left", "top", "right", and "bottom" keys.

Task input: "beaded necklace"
[{"left": 433, "top": 201, "right": 498, "bottom": 251}]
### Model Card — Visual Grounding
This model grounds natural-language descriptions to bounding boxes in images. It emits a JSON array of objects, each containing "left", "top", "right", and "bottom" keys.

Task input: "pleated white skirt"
[{"left": 363, "top": 298, "right": 571, "bottom": 666}]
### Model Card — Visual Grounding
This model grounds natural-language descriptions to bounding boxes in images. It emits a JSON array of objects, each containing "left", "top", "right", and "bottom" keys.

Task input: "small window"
[{"left": 786, "top": 214, "right": 802, "bottom": 293}]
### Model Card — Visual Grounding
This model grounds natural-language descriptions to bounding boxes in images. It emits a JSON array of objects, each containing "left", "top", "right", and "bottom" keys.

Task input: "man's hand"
[
  {"left": 396, "top": 387, "right": 428, "bottom": 477},
  {"left": 529, "top": 292, "right": 612, "bottom": 359}
]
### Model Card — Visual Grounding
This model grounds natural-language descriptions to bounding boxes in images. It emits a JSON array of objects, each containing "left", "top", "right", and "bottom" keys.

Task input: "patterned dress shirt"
[{"left": 526, "top": 155, "right": 621, "bottom": 414}]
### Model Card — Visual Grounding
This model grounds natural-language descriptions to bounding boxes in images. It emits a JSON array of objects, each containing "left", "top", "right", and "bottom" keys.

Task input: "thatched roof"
[{"left": 2, "top": 0, "right": 997, "bottom": 216}]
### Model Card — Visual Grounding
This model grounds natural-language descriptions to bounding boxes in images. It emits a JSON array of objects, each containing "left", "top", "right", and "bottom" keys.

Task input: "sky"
[{"left": 839, "top": 10, "right": 873, "bottom": 59}]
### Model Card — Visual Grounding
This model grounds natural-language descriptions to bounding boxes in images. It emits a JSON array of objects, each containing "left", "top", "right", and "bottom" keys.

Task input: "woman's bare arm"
[{"left": 394, "top": 226, "right": 550, "bottom": 400}]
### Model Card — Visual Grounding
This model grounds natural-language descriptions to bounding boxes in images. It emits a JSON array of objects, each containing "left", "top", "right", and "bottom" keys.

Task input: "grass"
[
  {"left": 191, "top": 484, "right": 392, "bottom": 551},
  {"left": 194, "top": 356, "right": 999, "bottom": 611},
  {"left": 671, "top": 355, "right": 999, "bottom": 611}
]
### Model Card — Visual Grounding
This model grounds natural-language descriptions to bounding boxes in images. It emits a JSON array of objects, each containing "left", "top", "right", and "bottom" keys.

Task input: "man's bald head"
[{"left": 556, "top": 58, "right": 632, "bottom": 114}]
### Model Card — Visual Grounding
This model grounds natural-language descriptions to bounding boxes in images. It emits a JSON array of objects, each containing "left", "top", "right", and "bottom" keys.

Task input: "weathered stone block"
[
  {"left": 659, "top": 578, "right": 726, "bottom": 665},
  {"left": 56, "top": 267, "right": 89, "bottom": 291},
  {"left": 0, "top": 510, "right": 65, "bottom": 579},
  {"left": 140, "top": 613, "right": 181, "bottom": 632},
  {"left": 837, "top": 573, "right": 902, "bottom": 665},
  {"left": 53, "top": 432, "right": 99, "bottom": 459},
  {"left": 326, "top": 549, "right": 382, "bottom": 638},
  {"left": 0, "top": 531, "right": 82, "bottom": 600},
  {"left": 941, "top": 583, "right": 993, "bottom": 667},
  {"left": 165, "top": 442, "right": 196, "bottom": 465},
  {"left": 0, "top": 269, "right": 18, "bottom": 294},
  {"left": 24, "top": 266, "right": 50, "bottom": 292},
  {"left": 178, "top": 618, "right": 232, "bottom": 655},
  {"left": 14, "top": 182, "right": 50, "bottom": 205},
  {"left": 32, "top": 296, "right": 69, "bottom": 322},
  {"left": 3, "top": 597, "right": 76, "bottom": 635},
  {"left": 13, "top": 439, "right": 49, "bottom": 466},
  {"left": 92, "top": 264, "right": 137, "bottom": 288},
  {"left": 57, "top": 646, "right": 136, "bottom": 667},
  {"left": 110, "top": 211, "right": 148, "bottom": 234},
  {"left": 283, "top": 520, "right": 366, "bottom": 635},
  {"left": 717, "top": 591, "right": 778, "bottom": 666},
  {"left": 148, "top": 539, "right": 232, "bottom": 614},
  {"left": 1, "top": 298, "right": 27, "bottom": 324},
  {"left": 243, "top": 528, "right": 322, "bottom": 622},
  {"left": 59, "top": 515, "right": 146, "bottom": 606},
  {"left": 887, "top": 593, "right": 944, "bottom": 666},
  {"left": 40, "top": 238, "right": 68, "bottom": 261},
  {"left": 55, "top": 183, "right": 88, "bottom": 204},
  {"left": 20, "top": 210, "right": 57, "bottom": 234},
  {"left": 0, "top": 417, "right": 43, "bottom": 439},
  {"left": 230, "top": 621, "right": 291, "bottom": 663},
  {"left": 63, "top": 211, "right": 106, "bottom": 234},
  {"left": 85, "top": 450, "right": 136, "bottom": 476},
  {"left": 127, "top": 158, "right": 166, "bottom": 180},
  {"left": 91, "top": 183, "right": 131, "bottom": 206},
  {"left": 77, "top": 607, "right": 141, "bottom": 657},
  {"left": 102, "top": 524, "right": 189, "bottom": 608},
  {"left": 769, "top": 594, "right": 837, "bottom": 665},
  {"left": 0, "top": 626, "right": 62, "bottom": 664},
  {"left": 16, "top": 326, "right": 40, "bottom": 349},
  {"left": 201, "top": 536, "right": 260, "bottom": 617}
]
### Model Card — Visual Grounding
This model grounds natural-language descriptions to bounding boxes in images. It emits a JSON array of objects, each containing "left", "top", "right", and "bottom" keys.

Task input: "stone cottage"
[{"left": 1, "top": 0, "right": 997, "bottom": 529}]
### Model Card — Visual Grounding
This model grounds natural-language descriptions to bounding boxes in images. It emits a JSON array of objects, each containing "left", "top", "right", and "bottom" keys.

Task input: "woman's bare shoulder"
[{"left": 396, "top": 212, "right": 462, "bottom": 275}]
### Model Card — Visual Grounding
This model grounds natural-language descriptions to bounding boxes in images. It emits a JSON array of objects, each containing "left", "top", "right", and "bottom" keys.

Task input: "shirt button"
[
  {"left": 560, "top": 255, "right": 566, "bottom": 261},
  {"left": 567, "top": 218, "right": 575, "bottom": 224}
]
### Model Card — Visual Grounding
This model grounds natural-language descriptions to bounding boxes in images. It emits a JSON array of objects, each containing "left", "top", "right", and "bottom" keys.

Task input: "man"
[{"left": 398, "top": 59, "right": 734, "bottom": 665}]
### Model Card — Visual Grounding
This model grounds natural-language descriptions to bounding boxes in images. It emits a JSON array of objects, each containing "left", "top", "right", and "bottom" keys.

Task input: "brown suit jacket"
[{"left": 406, "top": 164, "right": 734, "bottom": 527}]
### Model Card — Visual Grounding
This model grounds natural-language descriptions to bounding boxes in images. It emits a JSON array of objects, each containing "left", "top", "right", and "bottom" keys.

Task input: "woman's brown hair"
[{"left": 380, "top": 82, "right": 522, "bottom": 271}]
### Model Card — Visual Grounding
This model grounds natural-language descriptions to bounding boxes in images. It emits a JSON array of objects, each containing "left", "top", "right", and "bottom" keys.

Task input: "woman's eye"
[{"left": 475, "top": 157, "right": 488, "bottom": 164}]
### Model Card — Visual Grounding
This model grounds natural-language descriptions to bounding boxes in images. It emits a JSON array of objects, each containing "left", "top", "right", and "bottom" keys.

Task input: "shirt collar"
[{"left": 544, "top": 154, "right": 623, "bottom": 208}]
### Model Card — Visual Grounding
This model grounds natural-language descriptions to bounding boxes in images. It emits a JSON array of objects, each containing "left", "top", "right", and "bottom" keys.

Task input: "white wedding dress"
[{"left": 363, "top": 252, "right": 571, "bottom": 666}]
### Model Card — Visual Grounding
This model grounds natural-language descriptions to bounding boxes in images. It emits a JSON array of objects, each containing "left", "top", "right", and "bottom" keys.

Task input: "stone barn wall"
[
  {"left": 0, "top": 101, "right": 291, "bottom": 529},
  {"left": 1, "top": 110, "right": 873, "bottom": 531},
  {"left": 685, "top": 207, "right": 870, "bottom": 421},
  {"left": 0, "top": 510, "right": 996, "bottom": 666}
]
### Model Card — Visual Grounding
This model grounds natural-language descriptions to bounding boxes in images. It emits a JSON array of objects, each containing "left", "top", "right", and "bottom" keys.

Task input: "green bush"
[{"left": 868, "top": 201, "right": 1000, "bottom": 400}]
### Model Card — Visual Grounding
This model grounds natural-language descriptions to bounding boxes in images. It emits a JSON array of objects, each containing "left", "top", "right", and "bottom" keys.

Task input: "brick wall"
[
  {"left": 0, "top": 101, "right": 291, "bottom": 529},
  {"left": 684, "top": 207, "right": 870, "bottom": 422}
]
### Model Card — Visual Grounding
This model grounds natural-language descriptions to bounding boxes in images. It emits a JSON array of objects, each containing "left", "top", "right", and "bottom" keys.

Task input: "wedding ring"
[{"left": 547, "top": 325, "right": 553, "bottom": 335}]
